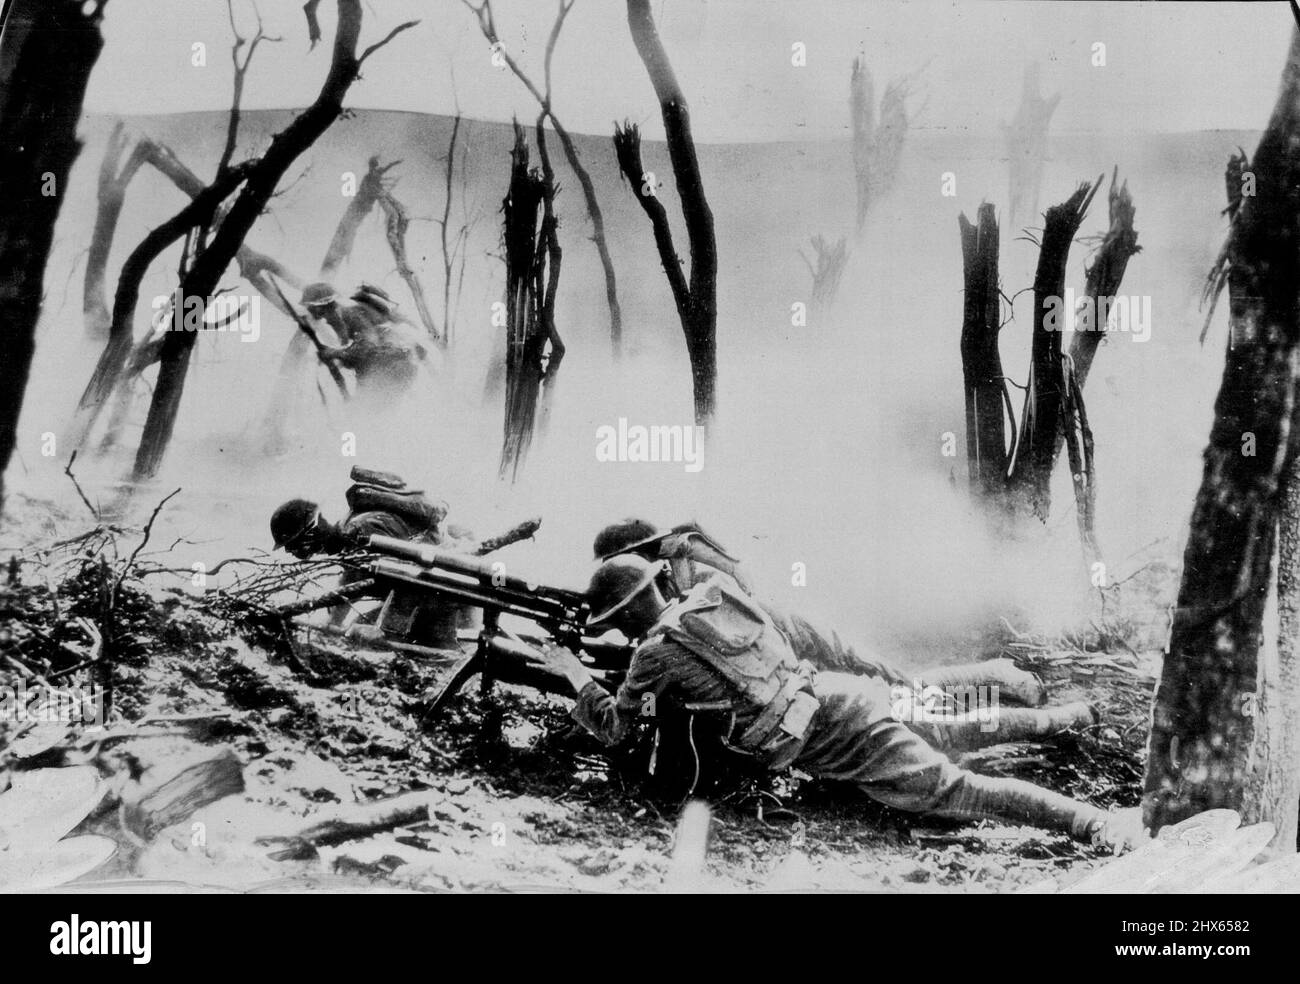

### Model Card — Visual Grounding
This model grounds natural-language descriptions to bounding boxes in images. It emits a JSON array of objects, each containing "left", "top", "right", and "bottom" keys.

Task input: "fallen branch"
[
  {"left": 257, "top": 789, "right": 440, "bottom": 859},
  {"left": 473, "top": 517, "right": 541, "bottom": 556}
]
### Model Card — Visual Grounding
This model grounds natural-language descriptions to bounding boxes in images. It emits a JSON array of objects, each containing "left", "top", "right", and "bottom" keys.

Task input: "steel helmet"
[
  {"left": 592, "top": 517, "right": 661, "bottom": 560},
  {"left": 586, "top": 554, "right": 667, "bottom": 629},
  {"left": 270, "top": 498, "right": 320, "bottom": 549},
  {"left": 301, "top": 282, "right": 338, "bottom": 310}
]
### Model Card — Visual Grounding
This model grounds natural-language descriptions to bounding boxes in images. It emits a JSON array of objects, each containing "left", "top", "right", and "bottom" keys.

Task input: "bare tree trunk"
[
  {"left": 958, "top": 203, "right": 1009, "bottom": 505},
  {"left": 436, "top": 113, "right": 469, "bottom": 347},
  {"left": 1006, "top": 177, "right": 1101, "bottom": 519},
  {"left": 616, "top": 0, "right": 718, "bottom": 426},
  {"left": 1065, "top": 168, "right": 1141, "bottom": 391},
  {"left": 376, "top": 185, "right": 439, "bottom": 342},
  {"left": 1144, "top": 29, "right": 1300, "bottom": 831},
  {"left": 66, "top": 163, "right": 254, "bottom": 450},
  {"left": 70, "top": 138, "right": 311, "bottom": 453},
  {"left": 799, "top": 235, "right": 848, "bottom": 325},
  {"left": 535, "top": 114, "right": 566, "bottom": 439},
  {"left": 1245, "top": 450, "right": 1300, "bottom": 853},
  {"left": 850, "top": 58, "right": 913, "bottom": 236},
  {"left": 850, "top": 57, "right": 876, "bottom": 234},
  {"left": 320, "top": 156, "right": 394, "bottom": 277},
  {"left": 499, "top": 123, "right": 559, "bottom": 481},
  {"left": 0, "top": 0, "right": 106, "bottom": 504},
  {"left": 84, "top": 123, "right": 149, "bottom": 338},
  {"left": 462, "top": 0, "right": 622, "bottom": 354}
]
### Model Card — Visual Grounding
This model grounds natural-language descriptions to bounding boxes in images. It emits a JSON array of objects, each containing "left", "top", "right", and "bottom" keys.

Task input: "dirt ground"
[{"left": 0, "top": 500, "right": 1164, "bottom": 894}]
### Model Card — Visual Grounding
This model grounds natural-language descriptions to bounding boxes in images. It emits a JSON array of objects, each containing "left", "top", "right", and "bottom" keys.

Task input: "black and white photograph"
[{"left": 0, "top": 0, "right": 1295, "bottom": 938}]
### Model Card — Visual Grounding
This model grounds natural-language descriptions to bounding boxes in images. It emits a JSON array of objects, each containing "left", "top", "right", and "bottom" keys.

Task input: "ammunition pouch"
[{"left": 652, "top": 576, "right": 820, "bottom": 768}]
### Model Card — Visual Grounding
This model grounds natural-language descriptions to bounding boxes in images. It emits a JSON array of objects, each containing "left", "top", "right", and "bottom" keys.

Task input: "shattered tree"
[
  {"left": 1145, "top": 28, "right": 1300, "bottom": 836},
  {"left": 1005, "top": 177, "right": 1101, "bottom": 521},
  {"left": 463, "top": 0, "right": 623, "bottom": 355},
  {"left": 67, "top": 143, "right": 304, "bottom": 454},
  {"left": 615, "top": 0, "right": 718, "bottom": 426},
  {"left": 498, "top": 122, "right": 564, "bottom": 481},
  {"left": 799, "top": 235, "right": 849, "bottom": 326},
  {"left": 959, "top": 173, "right": 1136, "bottom": 566},
  {"left": 850, "top": 57, "right": 913, "bottom": 235},
  {"left": 0, "top": 0, "right": 107, "bottom": 504}
]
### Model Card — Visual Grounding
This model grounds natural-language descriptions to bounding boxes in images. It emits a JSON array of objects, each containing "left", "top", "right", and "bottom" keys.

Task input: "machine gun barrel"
[
  {"left": 365, "top": 534, "right": 630, "bottom": 723},
  {"left": 366, "top": 535, "right": 587, "bottom": 610}
]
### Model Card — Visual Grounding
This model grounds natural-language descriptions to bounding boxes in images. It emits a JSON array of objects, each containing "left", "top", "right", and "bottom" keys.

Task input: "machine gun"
[{"left": 339, "top": 535, "right": 630, "bottom": 723}]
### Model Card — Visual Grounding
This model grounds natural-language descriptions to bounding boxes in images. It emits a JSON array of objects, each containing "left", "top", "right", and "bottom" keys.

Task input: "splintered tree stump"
[
  {"left": 1007, "top": 176, "right": 1102, "bottom": 520},
  {"left": 498, "top": 122, "right": 561, "bottom": 481},
  {"left": 1065, "top": 168, "right": 1140, "bottom": 393}
]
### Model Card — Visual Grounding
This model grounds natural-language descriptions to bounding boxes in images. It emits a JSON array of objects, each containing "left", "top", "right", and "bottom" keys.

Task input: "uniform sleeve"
[
  {"left": 570, "top": 639, "right": 682, "bottom": 746},
  {"left": 339, "top": 511, "right": 419, "bottom": 547}
]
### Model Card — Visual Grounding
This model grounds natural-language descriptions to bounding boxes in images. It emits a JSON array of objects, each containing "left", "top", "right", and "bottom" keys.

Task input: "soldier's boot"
[
  {"left": 921, "top": 701, "right": 1098, "bottom": 752},
  {"left": 934, "top": 772, "right": 1106, "bottom": 843},
  {"left": 920, "top": 658, "right": 1047, "bottom": 706}
]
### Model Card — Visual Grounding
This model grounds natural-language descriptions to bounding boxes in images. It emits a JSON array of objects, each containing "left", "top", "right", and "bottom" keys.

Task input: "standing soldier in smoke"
[{"left": 300, "top": 282, "right": 434, "bottom": 406}]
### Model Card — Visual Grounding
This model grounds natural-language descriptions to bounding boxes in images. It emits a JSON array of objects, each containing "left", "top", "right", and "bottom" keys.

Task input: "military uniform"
[
  {"left": 314, "top": 287, "right": 428, "bottom": 402},
  {"left": 604, "top": 522, "right": 1049, "bottom": 710},
  {"left": 572, "top": 574, "right": 1103, "bottom": 839}
]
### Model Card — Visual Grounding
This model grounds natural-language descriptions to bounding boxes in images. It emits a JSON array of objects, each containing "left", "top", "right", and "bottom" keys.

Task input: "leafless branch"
[
  {"left": 358, "top": 18, "right": 419, "bottom": 66},
  {"left": 63, "top": 450, "right": 99, "bottom": 520}
]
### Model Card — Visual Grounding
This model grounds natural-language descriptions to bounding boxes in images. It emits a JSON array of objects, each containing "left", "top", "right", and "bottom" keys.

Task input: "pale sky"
[{"left": 83, "top": 0, "right": 1293, "bottom": 142}]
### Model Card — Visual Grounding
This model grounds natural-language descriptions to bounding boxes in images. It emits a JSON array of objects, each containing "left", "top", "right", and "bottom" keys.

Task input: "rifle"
[{"left": 356, "top": 535, "right": 631, "bottom": 723}]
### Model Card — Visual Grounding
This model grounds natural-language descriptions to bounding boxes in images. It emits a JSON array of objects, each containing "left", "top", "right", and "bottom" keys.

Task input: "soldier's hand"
[
  {"left": 344, "top": 623, "right": 386, "bottom": 645},
  {"left": 524, "top": 643, "right": 592, "bottom": 693}
]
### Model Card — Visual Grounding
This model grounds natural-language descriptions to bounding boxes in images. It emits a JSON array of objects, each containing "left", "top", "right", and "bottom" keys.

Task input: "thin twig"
[{"left": 63, "top": 451, "right": 99, "bottom": 520}]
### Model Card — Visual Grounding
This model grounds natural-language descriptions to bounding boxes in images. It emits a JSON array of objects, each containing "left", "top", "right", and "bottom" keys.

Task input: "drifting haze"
[
  {"left": 5, "top": 1, "right": 1280, "bottom": 666},
  {"left": 85, "top": 0, "right": 1291, "bottom": 141}
]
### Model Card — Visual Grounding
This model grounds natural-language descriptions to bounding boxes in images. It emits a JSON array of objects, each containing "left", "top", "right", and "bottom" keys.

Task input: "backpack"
[
  {"left": 652, "top": 576, "right": 818, "bottom": 764},
  {"left": 351, "top": 282, "right": 400, "bottom": 321},
  {"left": 344, "top": 466, "right": 447, "bottom": 535}
]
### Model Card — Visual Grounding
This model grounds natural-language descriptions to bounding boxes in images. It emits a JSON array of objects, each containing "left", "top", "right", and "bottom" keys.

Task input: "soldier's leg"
[
  {"left": 915, "top": 701, "right": 1098, "bottom": 752},
  {"left": 852, "top": 717, "right": 1104, "bottom": 840},
  {"left": 796, "top": 673, "right": 1103, "bottom": 841},
  {"left": 919, "top": 658, "right": 1046, "bottom": 706}
]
